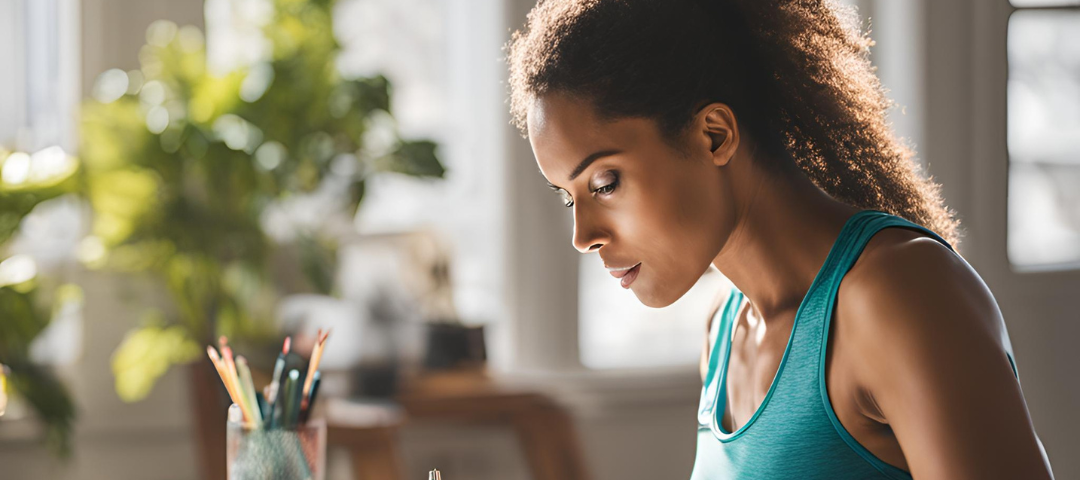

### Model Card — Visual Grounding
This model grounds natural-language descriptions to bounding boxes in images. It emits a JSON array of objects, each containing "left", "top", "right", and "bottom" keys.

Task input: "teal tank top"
[{"left": 690, "top": 209, "right": 1022, "bottom": 480}]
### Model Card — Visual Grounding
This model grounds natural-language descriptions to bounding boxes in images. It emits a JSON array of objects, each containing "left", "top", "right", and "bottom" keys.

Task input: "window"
[
  {"left": 0, "top": 0, "right": 79, "bottom": 151},
  {"left": 1006, "top": 2, "right": 1080, "bottom": 270},
  {"left": 335, "top": 0, "right": 506, "bottom": 326},
  {"left": 205, "top": 0, "right": 506, "bottom": 326},
  {"left": 0, "top": 0, "right": 83, "bottom": 367}
]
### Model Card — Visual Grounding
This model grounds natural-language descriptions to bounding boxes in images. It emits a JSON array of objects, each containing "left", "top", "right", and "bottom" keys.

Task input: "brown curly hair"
[{"left": 505, "top": 0, "right": 963, "bottom": 249}]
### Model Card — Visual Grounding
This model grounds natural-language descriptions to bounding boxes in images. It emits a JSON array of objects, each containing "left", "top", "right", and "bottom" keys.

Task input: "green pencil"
[
  {"left": 236, "top": 356, "right": 263, "bottom": 429},
  {"left": 282, "top": 369, "right": 301, "bottom": 429}
]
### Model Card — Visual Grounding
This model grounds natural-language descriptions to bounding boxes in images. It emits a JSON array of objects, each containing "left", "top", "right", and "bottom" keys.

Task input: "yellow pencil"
[
  {"left": 219, "top": 338, "right": 242, "bottom": 399},
  {"left": 207, "top": 346, "right": 242, "bottom": 406},
  {"left": 209, "top": 346, "right": 254, "bottom": 423},
  {"left": 218, "top": 338, "right": 257, "bottom": 425},
  {"left": 301, "top": 330, "right": 330, "bottom": 410},
  {"left": 236, "top": 356, "right": 263, "bottom": 428}
]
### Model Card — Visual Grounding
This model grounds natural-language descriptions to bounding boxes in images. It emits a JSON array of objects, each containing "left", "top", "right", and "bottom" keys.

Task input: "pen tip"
[{"left": 283, "top": 336, "right": 291, "bottom": 354}]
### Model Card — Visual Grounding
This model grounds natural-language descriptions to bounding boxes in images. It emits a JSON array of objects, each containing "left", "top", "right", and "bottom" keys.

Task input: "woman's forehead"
[
  {"left": 527, "top": 93, "right": 598, "bottom": 143},
  {"left": 528, "top": 94, "right": 659, "bottom": 163}
]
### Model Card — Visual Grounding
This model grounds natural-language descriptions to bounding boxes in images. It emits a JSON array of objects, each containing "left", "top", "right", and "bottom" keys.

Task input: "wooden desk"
[{"left": 326, "top": 368, "right": 590, "bottom": 480}]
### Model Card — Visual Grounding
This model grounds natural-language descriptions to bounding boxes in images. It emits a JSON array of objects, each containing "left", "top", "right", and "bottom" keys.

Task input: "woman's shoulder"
[
  {"left": 835, "top": 224, "right": 1008, "bottom": 367},
  {"left": 831, "top": 225, "right": 1048, "bottom": 478}
]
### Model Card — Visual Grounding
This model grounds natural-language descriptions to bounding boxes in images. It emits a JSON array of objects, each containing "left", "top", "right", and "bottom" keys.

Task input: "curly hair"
[{"left": 504, "top": 0, "right": 963, "bottom": 249}]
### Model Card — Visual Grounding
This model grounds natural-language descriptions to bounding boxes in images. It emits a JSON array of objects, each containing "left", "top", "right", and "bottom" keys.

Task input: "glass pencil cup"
[{"left": 226, "top": 403, "right": 327, "bottom": 480}]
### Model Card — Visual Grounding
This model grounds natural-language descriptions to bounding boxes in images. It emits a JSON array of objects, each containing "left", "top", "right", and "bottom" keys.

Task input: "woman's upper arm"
[{"left": 843, "top": 239, "right": 1053, "bottom": 479}]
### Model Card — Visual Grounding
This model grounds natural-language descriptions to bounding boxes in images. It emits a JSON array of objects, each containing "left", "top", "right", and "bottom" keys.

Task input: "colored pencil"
[
  {"left": 218, "top": 337, "right": 242, "bottom": 401},
  {"left": 236, "top": 356, "right": 263, "bottom": 428},
  {"left": 299, "top": 371, "right": 321, "bottom": 423},
  {"left": 218, "top": 337, "right": 257, "bottom": 425},
  {"left": 282, "top": 369, "right": 301, "bottom": 429},
  {"left": 255, "top": 391, "right": 268, "bottom": 422},
  {"left": 299, "top": 329, "right": 324, "bottom": 402},
  {"left": 301, "top": 329, "right": 330, "bottom": 411},
  {"left": 207, "top": 346, "right": 242, "bottom": 407},
  {"left": 266, "top": 336, "right": 290, "bottom": 427}
]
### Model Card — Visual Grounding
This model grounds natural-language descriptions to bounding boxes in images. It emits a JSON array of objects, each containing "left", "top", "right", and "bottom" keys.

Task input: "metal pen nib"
[{"left": 428, "top": 469, "right": 442, "bottom": 480}]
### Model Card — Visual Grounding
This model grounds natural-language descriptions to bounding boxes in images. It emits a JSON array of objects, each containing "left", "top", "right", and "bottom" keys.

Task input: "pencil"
[
  {"left": 300, "top": 329, "right": 323, "bottom": 396},
  {"left": 207, "top": 346, "right": 242, "bottom": 407},
  {"left": 299, "top": 370, "right": 321, "bottom": 423},
  {"left": 301, "top": 330, "right": 330, "bottom": 411},
  {"left": 283, "top": 369, "right": 301, "bottom": 429},
  {"left": 236, "top": 356, "right": 263, "bottom": 429},
  {"left": 218, "top": 337, "right": 256, "bottom": 425},
  {"left": 266, "top": 336, "right": 290, "bottom": 428},
  {"left": 219, "top": 337, "right": 241, "bottom": 398}
]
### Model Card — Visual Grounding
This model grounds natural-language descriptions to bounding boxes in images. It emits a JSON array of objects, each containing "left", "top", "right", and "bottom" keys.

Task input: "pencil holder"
[{"left": 226, "top": 403, "right": 326, "bottom": 480}]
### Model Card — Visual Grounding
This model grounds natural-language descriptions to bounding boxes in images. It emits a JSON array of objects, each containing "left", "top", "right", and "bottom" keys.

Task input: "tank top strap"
[
  {"left": 826, "top": 209, "right": 956, "bottom": 287},
  {"left": 810, "top": 210, "right": 948, "bottom": 310},
  {"left": 698, "top": 287, "right": 743, "bottom": 427},
  {"left": 814, "top": 210, "right": 1022, "bottom": 382},
  {"left": 768, "top": 210, "right": 958, "bottom": 392}
]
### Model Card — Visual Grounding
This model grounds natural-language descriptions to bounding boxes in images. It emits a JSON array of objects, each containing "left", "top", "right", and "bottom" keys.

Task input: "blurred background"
[{"left": 0, "top": 0, "right": 1077, "bottom": 479}]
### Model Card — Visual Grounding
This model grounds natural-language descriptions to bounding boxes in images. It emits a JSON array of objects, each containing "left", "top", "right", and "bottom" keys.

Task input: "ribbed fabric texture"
[{"left": 690, "top": 209, "right": 1021, "bottom": 480}]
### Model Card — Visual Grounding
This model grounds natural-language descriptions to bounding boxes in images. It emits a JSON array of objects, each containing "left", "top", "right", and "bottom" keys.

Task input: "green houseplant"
[
  {"left": 82, "top": 1, "right": 446, "bottom": 476},
  {"left": 80, "top": 0, "right": 445, "bottom": 404},
  {"left": 0, "top": 145, "right": 80, "bottom": 457}
]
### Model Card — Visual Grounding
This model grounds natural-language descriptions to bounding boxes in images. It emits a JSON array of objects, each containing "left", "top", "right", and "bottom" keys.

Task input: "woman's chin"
[
  {"left": 631, "top": 275, "right": 698, "bottom": 308},
  {"left": 633, "top": 286, "right": 678, "bottom": 309}
]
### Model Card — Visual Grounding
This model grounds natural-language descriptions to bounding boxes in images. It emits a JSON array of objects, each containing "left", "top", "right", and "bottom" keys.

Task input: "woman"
[{"left": 505, "top": 0, "right": 1054, "bottom": 479}]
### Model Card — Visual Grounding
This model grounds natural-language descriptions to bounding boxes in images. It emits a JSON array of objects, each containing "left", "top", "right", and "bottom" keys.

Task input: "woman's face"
[{"left": 527, "top": 93, "right": 737, "bottom": 308}]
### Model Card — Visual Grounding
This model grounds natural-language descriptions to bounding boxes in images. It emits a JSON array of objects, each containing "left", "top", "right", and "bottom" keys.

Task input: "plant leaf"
[
  {"left": 381, "top": 140, "right": 445, "bottom": 178},
  {"left": 110, "top": 321, "right": 201, "bottom": 402}
]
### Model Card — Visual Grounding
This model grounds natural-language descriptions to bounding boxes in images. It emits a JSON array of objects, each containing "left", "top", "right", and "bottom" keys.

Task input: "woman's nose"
[{"left": 572, "top": 207, "right": 607, "bottom": 253}]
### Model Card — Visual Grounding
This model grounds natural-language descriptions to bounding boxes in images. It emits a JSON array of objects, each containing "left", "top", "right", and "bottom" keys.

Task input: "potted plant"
[{"left": 78, "top": 0, "right": 445, "bottom": 476}]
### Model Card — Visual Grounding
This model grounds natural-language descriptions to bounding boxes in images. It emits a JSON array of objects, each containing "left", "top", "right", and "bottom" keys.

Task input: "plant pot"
[{"left": 190, "top": 359, "right": 231, "bottom": 480}]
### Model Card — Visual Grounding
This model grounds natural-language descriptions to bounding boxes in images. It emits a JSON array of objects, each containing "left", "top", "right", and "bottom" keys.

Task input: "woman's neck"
[{"left": 711, "top": 160, "right": 861, "bottom": 322}]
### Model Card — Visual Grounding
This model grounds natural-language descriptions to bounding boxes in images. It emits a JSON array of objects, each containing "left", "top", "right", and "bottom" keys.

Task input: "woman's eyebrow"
[
  {"left": 568, "top": 149, "right": 621, "bottom": 182},
  {"left": 545, "top": 149, "right": 622, "bottom": 190}
]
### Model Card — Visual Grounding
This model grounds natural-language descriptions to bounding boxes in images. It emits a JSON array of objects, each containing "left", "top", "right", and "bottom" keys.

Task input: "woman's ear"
[
  {"left": 710, "top": 131, "right": 727, "bottom": 153},
  {"left": 699, "top": 103, "right": 740, "bottom": 167}
]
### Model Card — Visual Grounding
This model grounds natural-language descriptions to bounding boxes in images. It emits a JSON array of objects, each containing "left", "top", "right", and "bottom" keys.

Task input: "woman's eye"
[
  {"left": 552, "top": 172, "right": 617, "bottom": 208},
  {"left": 592, "top": 174, "right": 619, "bottom": 197}
]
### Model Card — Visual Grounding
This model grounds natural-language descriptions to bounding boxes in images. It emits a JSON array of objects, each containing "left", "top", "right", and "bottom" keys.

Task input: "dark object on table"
[
  {"left": 422, "top": 323, "right": 486, "bottom": 370},
  {"left": 354, "top": 361, "right": 400, "bottom": 398}
]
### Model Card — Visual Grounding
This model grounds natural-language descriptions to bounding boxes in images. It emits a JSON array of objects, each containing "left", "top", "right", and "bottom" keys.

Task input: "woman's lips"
[
  {"left": 620, "top": 263, "right": 641, "bottom": 289},
  {"left": 607, "top": 262, "right": 641, "bottom": 278}
]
